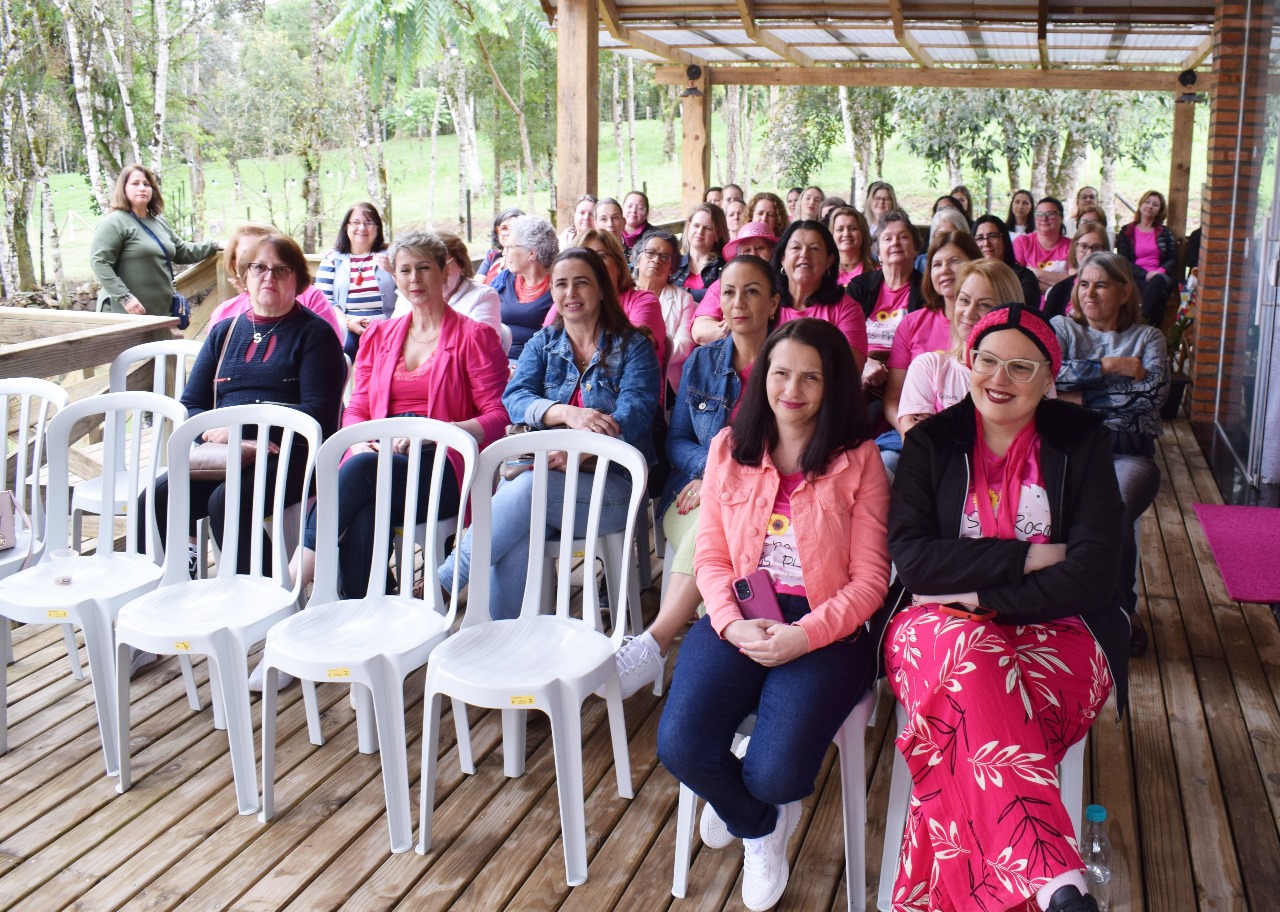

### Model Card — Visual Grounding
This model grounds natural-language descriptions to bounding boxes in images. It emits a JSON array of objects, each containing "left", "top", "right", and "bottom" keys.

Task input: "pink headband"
[{"left": 966, "top": 304, "right": 1062, "bottom": 376}]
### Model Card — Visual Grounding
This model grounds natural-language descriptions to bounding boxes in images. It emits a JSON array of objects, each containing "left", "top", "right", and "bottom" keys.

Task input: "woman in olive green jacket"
[{"left": 90, "top": 165, "right": 221, "bottom": 316}]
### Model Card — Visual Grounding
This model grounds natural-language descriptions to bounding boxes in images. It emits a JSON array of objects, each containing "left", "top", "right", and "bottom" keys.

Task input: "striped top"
[{"left": 315, "top": 253, "right": 386, "bottom": 312}]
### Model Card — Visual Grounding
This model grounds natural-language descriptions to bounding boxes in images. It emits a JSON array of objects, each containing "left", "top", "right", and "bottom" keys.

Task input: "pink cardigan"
[
  {"left": 344, "top": 308, "right": 510, "bottom": 479},
  {"left": 694, "top": 430, "right": 891, "bottom": 651}
]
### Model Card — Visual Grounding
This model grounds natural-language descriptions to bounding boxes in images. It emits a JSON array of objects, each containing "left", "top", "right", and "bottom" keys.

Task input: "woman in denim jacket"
[
  {"left": 436, "top": 247, "right": 659, "bottom": 620},
  {"left": 612, "top": 255, "right": 778, "bottom": 698}
]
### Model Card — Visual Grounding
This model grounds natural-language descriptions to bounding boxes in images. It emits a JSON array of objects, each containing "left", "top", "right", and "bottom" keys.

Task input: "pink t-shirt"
[
  {"left": 757, "top": 470, "right": 806, "bottom": 596},
  {"left": 694, "top": 279, "right": 724, "bottom": 320},
  {"left": 1013, "top": 233, "right": 1071, "bottom": 275},
  {"left": 1132, "top": 227, "right": 1162, "bottom": 274},
  {"left": 866, "top": 281, "right": 911, "bottom": 353},
  {"left": 208, "top": 286, "right": 344, "bottom": 339},
  {"left": 386, "top": 352, "right": 437, "bottom": 416},
  {"left": 960, "top": 439, "right": 1052, "bottom": 543},
  {"left": 899, "top": 352, "right": 970, "bottom": 417},
  {"left": 837, "top": 263, "right": 866, "bottom": 286},
  {"left": 683, "top": 273, "right": 706, "bottom": 292},
  {"left": 887, "top": 308, "right": 952, "bottom": 370},
  {"left": 779, "top": 295, "right": 869, "bottom": 355}
]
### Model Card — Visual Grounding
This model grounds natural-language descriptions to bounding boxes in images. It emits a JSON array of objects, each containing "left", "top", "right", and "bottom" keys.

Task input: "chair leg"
[
  {"left": 114, "top": 640, "right": 134, "bottom": 792},
  {"left": 0, "top": 626, "right": 8, "bottom": 756},
  {"left": 416, "top": 691, "right": 445, "bottom": 855},
  {"left": 211, "top": 642, "right": 259, "bottom": 814},
  {"left": 353, "top": 683, "right": 378, "bottom": 754},
  {"left": 178, "top": 654, "right": 202, "bottom": 712},
  {"left": 61, "top": 625, "right": 85, "bottom": 680},
  {"left": 368, "top": 666, "right": 413, "bottom": 853},
  {"left": 210, "top": 665, "right": 227, "bottom": 730},
  {"left": 671, "top": 783, "right": 699, "bottom": 898},
  {"left": 302, "top": 680, "right": 323, "bottom": 745},
  {"left": 451, "top": 698, "right": 474, "bottom": 775},
  {"left": 1061, "top": 736, "right": 1087, "bottom": 843},
  {"left": 600, "top": 669, "right": 633, "bottom": 799},
  {"left": 877, "top": 706, "right": 912, "bottom": 912},
  {"left": 72, "top": 508, "right": 83, "bottom": 555},
  {"left": 836, "top": 696, "right": 872, "bottom": 912},
  {"left": 635, "top": 505, "right": 654, "bottom": 589},
  {"left": 2, "top": 618, "right": 10, "bottom": 665},
  {"left": 259, "top": 665, "right": 280, "bottom": 825},
  {"left": 502, "top": 708, "right": 527, "bottom": 778},
  {"left": 80, "top": 611, "right": 119, "bottom": 777},
  {"left": 548, "top": 696, "right": 589, "bottom": 886}
]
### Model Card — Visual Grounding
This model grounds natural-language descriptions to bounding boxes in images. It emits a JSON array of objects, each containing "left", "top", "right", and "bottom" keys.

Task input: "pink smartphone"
[{"left": 732, "top": 569, "right": 785, "bottom": 623}]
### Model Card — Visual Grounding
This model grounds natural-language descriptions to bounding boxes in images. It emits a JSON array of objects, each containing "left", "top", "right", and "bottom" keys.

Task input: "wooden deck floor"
[{"left": 2, "top": 418, "right": 1278, "bottom": 911}]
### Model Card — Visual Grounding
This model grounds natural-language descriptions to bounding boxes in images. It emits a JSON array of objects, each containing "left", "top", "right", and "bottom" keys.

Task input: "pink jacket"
[
  {"left": 694, "top": 430, "right": 891, "bottom": 651},
  {"left": 208, "top": 286, "right": 343, "bottom": 339},
  {"left": 344, "top": 308, "right": 510, "bottom": 480}
]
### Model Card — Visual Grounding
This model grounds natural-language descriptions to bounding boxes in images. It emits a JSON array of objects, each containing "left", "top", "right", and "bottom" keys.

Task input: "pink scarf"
[{"left": 972, "top": 412, "right": 1039, "bottom": 540}]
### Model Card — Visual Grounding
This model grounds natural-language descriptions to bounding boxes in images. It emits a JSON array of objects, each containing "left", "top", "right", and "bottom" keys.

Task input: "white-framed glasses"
[{"left": 971, "top": 350, "right": 1049, "bottom": 383}]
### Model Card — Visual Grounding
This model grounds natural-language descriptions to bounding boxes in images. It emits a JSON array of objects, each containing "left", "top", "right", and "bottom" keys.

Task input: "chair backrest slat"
[{"left": 2, "top": 379, "right": 69, "bottom": 544}]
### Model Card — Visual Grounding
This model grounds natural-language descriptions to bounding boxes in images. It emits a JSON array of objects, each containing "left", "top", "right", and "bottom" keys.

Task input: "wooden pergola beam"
[
  {"left": 596, "top": 0, "right": 699, "bottom": 66},
  {"left": 733, "top": 0, "right": 817, "bottom": 66},
  {"left": 1184, "top": 35, "right": 1212, "bottom": 68},
  {"left": 556, "top": 0, "right": 599, "bottom": 229},
  {"left": 653, "top": 65, "right": 1211, "bottom": 92},
  {"left": 1036, "top": 0, "right": 1049, "bottom": 68},
  {"left": 889, "top": 0, "right": 933, "bottom": 67}
]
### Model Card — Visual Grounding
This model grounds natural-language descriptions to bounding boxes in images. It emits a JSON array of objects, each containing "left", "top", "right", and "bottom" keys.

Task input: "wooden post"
[
  {"left": 1190, "top": 0, "right": 1278, "bottom": 425},
  {"left": 680, "top": 67, "right": 711, "bottom": 219},
  {"left": 555, "top": 0, "right": 598, "bottom": 232},
  {"left": 1167, "top": 99, "right": 1196, "bottom": 243}
]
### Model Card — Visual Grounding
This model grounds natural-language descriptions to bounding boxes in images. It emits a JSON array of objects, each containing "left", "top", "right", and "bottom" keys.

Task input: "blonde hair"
[
  {"left": 950, "top": 259, "right": 1024, "bottom": 359},
  {"left": 223, "top": 222, "right": 279, "bottom": 287}
]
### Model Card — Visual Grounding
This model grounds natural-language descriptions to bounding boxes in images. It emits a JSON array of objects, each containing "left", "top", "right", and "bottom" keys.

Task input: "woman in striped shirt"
[{"left": 316, "top": 202, "right": 398, "bottom": 360}]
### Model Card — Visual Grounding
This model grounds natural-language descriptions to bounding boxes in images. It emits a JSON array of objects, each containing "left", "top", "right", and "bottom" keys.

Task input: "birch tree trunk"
[
  {"left": 724, "top": 85, "right": 739, "bottom": 184},
  {"left": 838, "top": 86, "right": 862, "bottom": 201},
  {"left": 742, "top": 88, "right": 754, "bottom": 191},
  {"left": 1030, "top": 142, "right": 1048, "bottom": 201},
  {"left": 19, "top": 90, "right": 69, "bottom": 303},
  {"left": 93, "top": 0, "right": 142, "bottom": 165},
  {"left": 661, "top": 86, "right": 679, "bottom": 161},
  {"left": 148, "top": 0, "right": 172, "bottom": 174},
  {"left": 56, "top": 0, "right": 109, "bottom": 208},
  {"left": 185, "top": 37, "right": 206, "bottom": 240},
  {"left": 426, "top": 79, "right": 442, "bottom": 222},
  {"left": 1100, "top": 150, "right": 1118, "bottom": 229},
  {"left": 0, "top": 99, "right": 20, "bottom": 293},
  {"left": 626, "top": 57, "right": 637, "bottom": 190},
  {"left": 946, "top": 148, "right": 963, "bottom": 190},
  {"left": 300, "top": 0, "right": 325, "bottom": 252},
  {"left": 612, "top": 59, "right": 624, "bottom": 196},
  {"left": 473, "top": 34, "right": 535, "bottom": 210}
]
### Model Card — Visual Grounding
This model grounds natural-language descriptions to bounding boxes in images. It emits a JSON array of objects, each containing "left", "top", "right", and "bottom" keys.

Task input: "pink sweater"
[
  {"left": 344, "top": 308, "right": 510, "bottom": 481},
  {"left": 695, "top": 430, "right": 891, "bottom": 651}
]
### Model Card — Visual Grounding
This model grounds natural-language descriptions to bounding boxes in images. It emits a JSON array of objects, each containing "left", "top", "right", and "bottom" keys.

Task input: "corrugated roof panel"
[
  {"left": 737, "top": 45, "right": 784, "bottom": 60},
  {"left": 1046, "top": 29, "right": 1111, "bottom": 48},
  {"left": 929, "top": 44, "right": 979, "bottom": 62},
  {"left": 598, "top": 32, "right": 628, "bottom": 47},
  {"left": 836, "top": 27, "right": 898, "bottom": 45},
  {"left": 982, "top": 29, "right": 1036, "bottom": 47},
  {"left": 616, "top": 49, "right": 665, "bottom": 61},
  {"left": 1051, "top": 46, "right": 1110, "bottom": 63},
  {"left": 1126, "top": 30, "right": 1207, "bottom": 48},
  {"left": 641, "top": 28, "right": 712, "bottom": 45},
  {"left": 805, "top": 44, "right": 860, "bottom": 60},
  {"left": 695, "top": 45, "right": 751, "bottom": 59},
  {"left": 987, "top": 46, "right": 1039, "bottom": 62},
  {"left": 769, "top": 28, "right": 839, "bottom": 43},
  {"left": 699, "top": 28, "right": 752, "bottom": 43},
  {"left": 1118, "top": 48, "right": 1184, "bottom": 63},
  {"left": 858, "top": 45, "right": 914, "bottom": 60},
  {"left": 911, "top": 28, "right": 971, "bottom": 46}
]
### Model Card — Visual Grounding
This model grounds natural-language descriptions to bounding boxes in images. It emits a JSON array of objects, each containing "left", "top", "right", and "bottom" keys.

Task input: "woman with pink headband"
[{"left": 883, "top": 304, "right": 1129, "bottom": 912}]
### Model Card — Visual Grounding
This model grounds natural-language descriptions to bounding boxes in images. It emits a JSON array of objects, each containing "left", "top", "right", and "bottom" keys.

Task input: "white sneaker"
[
  {"left": 247, "top": 660, "right": 294, "bottom": 693},
  {"left": 741, "top": 801, "right": 800, "bottom": 911},
  {"left": 614, "top": 631, "right": 664, "bottom": 698},
  {"left": 699, "top": 736, "right": 751, "bottom": 849}
]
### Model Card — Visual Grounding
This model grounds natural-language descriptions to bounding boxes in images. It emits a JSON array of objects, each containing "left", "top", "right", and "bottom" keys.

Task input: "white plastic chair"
[
  {"left": 258, "top": 417, "right": 479, "bottom": 852},
  {"left": 0, "top": 379, "right": 75, "bottom": 671},
  {"left": 671, "top": 689, "right": 877, "bottom": 910},
  {"left": 113, "top": 403, "right": 323, "bottom": 815},
  {"left": 876, "top": 702, "right": 1087, "bottom": 912},
  {"left": 0, "top": 391, "right": 185, "bottom": 774},
  {"left": 71, "top": 340, "right": 203, "bottom": 551},
  {"left": 417, "top": 429, "right": 647, "bottom": 886}
]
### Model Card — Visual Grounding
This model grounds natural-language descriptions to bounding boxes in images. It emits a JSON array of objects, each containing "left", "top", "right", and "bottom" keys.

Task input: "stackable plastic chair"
[
  {"left": 0, "top": 379, "right": 73, "bottom": 670},
  {"left": 114, "top": 404, "right": 322, "bottom": 815},
  {"left": 0, "top": 392, "right": 185, "bottom": 774},
  {"left": 70, "top": 340, "right": 203, "bottom": 550},
  {"left": 417, "top": 429, "right": 648, "bottom": 886},
  {"left": 259, "top": 417, "right": 479, "bottom": 853},
  {"left": 876, "top": 703, "right": 1087, "bottom": 912},
  {"left": 671, "top": 689, "right": 878, "bottom": 911}
]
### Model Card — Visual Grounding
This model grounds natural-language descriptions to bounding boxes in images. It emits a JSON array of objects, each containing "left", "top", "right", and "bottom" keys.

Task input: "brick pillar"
[{"left": 1191, "top": 0, "right": 1277, "bottom": 422}]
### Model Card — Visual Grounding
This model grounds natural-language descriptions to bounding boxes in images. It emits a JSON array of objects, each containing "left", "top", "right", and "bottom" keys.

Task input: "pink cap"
[{"left": 724, "top": 221, "right": 780, "bottom": 260}]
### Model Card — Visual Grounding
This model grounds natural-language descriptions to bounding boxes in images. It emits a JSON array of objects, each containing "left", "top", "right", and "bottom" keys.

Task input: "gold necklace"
[{"left": 408, "top": 326, "right": 441, "bottom": 345}]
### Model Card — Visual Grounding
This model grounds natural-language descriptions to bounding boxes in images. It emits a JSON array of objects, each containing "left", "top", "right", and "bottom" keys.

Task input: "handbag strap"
[
  {"left": 212, "top": 314, "right": 241, "bottom": 409},
  {"left": 128, "top": 212, "right": 177, "bottom": 286}
]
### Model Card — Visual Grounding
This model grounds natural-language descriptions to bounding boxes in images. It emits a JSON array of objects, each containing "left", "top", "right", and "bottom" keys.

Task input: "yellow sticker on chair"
[
  {"left": 47, "top": 610, "right": 68, "bottom": 619},
  {"left": 510, "top": 695, "right": 535, "bottom": 706},
  {"left": 175, "top": 641, "right": 191, "bottom": 651},
  {"left": 327, "top": 668, "right": 351, "bottom": 679}
]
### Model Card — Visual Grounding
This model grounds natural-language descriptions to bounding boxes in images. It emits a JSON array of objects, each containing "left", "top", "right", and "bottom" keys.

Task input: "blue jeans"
[
  {"left": 437, "top": 466, "right": 634, "bottom": 620},
  {"left": 657, "top": 603, "right": 875, "bottom": 839},
  {"left": 304, "top": 450, "right": 460, "bottom": 598}
]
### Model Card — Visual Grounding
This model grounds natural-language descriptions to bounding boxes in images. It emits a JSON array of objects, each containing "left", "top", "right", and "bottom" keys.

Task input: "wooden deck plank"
[{"left": 1088, "top": 693, "right": 1145, "bottom": 912}]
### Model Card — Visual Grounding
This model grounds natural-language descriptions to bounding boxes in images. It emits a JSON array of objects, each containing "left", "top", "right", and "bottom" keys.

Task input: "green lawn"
[{"left": 37, "top": 110, "right": 1211, "bottom": 285}]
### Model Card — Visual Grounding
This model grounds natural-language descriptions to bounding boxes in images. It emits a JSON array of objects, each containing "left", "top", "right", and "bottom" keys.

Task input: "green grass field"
[{"left": 35, "top": 111, "right": 1214, "bottom": 285}]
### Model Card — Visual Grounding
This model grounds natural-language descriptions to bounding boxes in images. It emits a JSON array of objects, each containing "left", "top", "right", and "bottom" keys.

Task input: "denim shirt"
[
  {"left": 658, "top": 335, "right": 742, "bottom": 517},
  {"left": 504, "top": 324, "right": 660, "bottom": 464}
]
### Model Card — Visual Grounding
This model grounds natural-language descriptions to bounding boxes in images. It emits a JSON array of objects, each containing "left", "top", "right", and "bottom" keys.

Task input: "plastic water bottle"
[{"left": 1081, "top": 804, "right": 1112, "bottom": 911}]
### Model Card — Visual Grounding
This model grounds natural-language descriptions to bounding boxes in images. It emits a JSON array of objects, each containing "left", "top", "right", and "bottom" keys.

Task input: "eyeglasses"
[
  {"left": 973, "top": 233, "right": 1001, "bottom": 244},
  {"left": 348, "top": 220, "right": 375, "bottom": 229},
  {"left": 1076, "top": 243, "right": 1106, "bottom": 256},
  {"left": 1033, "top": 212, "right": 1061, "bottom": 221},
  {"left": 971, "top": 350, "right": 1049, "bottom": 383},
  {"left": 640, "top": 249, "right": 672, "bottom": 263},
  {"left": 246, "top": 263, "right": 294, "bottom": 280}
]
